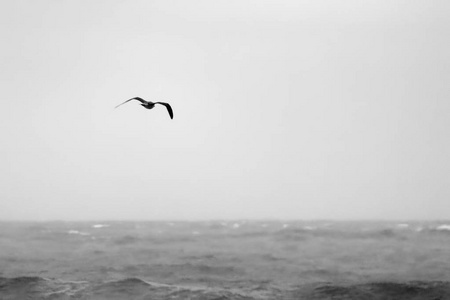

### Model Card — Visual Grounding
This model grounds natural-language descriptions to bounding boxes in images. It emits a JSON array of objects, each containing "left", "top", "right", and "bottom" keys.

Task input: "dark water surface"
[{"left": 1, "top": 220, "right": 450, "bottom": 299}]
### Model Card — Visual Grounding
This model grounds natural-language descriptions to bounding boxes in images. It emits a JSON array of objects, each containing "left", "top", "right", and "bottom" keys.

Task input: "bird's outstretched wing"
[
  {"left": 115, "top": 97, "right": 146, "bottom": 109},
  {"left": 155, "top": 102, "right": 174, "bottom": 119}
]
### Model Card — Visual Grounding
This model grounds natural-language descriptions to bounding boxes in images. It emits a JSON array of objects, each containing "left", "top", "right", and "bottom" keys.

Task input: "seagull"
[{"left": 115, "top": 97, "right": 173, "bottom": 119}]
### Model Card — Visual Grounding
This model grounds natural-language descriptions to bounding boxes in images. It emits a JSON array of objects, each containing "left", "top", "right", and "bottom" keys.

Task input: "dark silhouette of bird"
[{"left": 115, "top": 97, "right": 173, "bottom": 119}]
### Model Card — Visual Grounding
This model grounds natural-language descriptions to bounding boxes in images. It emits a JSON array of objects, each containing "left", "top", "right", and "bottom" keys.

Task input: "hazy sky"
[{"left": 1, "top": 0, "right": 450, "bottom": 220}]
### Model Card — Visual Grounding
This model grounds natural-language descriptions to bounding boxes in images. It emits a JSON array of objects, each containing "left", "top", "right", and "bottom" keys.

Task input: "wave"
[
  {"left": 2, "top": 276, "right": 450, "bottom": 299},
  {"left": 0, "top": 276, "right": 257, "bottom": 299}
]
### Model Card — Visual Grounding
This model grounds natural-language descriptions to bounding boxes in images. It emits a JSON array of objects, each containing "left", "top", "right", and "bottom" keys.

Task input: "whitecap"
[
  {"left": 92, "top": 224, "right": 109, "bottom": 229},
  {"left": 436, "top": 224, "right": 450, "bottom": 231}
]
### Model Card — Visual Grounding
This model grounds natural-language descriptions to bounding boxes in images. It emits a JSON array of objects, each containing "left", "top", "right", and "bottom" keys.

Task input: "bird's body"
[{"left": 115, "top": 97, "right": 173, "bottom": 119}]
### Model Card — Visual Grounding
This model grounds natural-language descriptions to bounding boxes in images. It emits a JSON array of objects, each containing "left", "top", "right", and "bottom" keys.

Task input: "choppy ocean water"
[{"left": 1, "top": 220, "right": 450, "bottom": 299}]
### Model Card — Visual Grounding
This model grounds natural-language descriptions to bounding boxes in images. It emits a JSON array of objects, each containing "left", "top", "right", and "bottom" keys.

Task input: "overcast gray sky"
[{"left": 1, "top": 0, "right": 449, "bottom": 221}]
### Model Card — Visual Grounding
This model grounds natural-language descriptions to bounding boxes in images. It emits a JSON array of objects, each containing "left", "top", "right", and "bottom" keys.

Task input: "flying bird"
[{"left": 115, "top": 97, "right": 173, "bottom": 119}]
